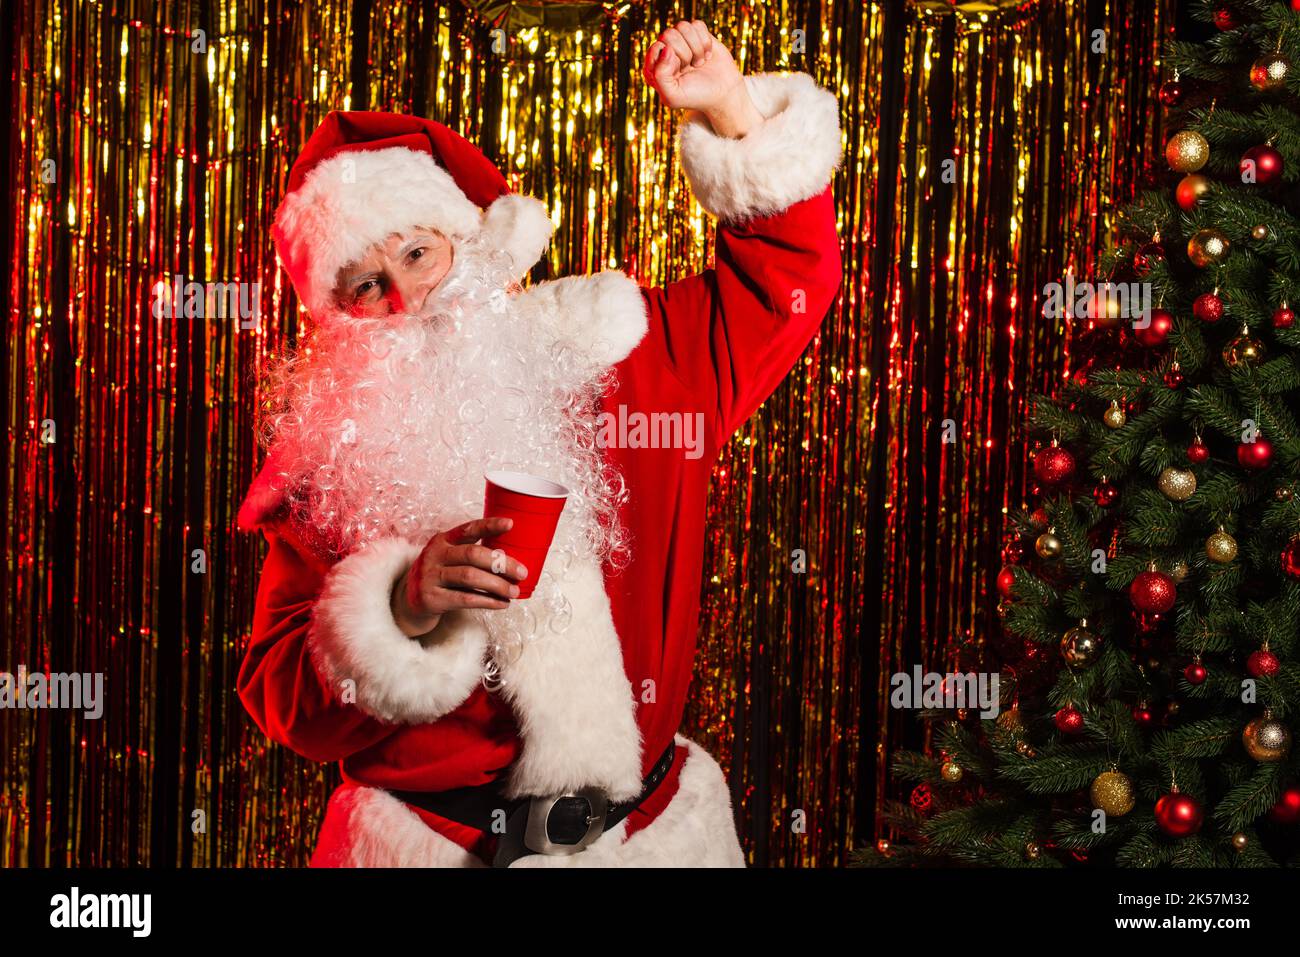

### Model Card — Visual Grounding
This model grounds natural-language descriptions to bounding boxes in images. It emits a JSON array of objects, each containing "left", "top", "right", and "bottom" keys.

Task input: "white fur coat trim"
[
  {"left": 490, "top": 553, "right": 645, "bottom": 803},
  {"left": 508, "top": 268, "right": 650, "bottom": 380},
  {"left": 308, "top": 734, "right": 746, "bottom": 868},
  {"left": 678, "top": 71, "right": 843, "bottom": 223},
  {"left": 306, "top": 536, "right": 489, "bottom": 724},
  {"left": 272, "top": 146, "right": 556, "bottom": 318}
]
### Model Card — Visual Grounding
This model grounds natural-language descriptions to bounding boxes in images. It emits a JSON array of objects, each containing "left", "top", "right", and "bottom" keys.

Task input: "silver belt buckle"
[{"left": 523, "top": 786, "right": 609, "bottom": 856}]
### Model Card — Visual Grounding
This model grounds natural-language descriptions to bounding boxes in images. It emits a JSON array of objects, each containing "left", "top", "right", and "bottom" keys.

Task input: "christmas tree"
[{"left": 855, "top": 0, "right": 1300, "bottom": 868}]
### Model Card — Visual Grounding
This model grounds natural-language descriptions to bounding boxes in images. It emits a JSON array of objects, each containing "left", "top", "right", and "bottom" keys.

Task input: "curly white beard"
[{"left": 257, "top": 233, "right": 631, "bottom": 671}]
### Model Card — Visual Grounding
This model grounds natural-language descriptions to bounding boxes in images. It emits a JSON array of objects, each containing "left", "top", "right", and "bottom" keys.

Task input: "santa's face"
[{"left": 331, "top": 226, "right": 456, "bottom": 317}]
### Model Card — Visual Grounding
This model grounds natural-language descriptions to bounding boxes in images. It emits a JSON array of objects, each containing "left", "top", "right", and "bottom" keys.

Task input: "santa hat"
[{"left": 272, "top": 111, "right": 556, "bottom": 318}]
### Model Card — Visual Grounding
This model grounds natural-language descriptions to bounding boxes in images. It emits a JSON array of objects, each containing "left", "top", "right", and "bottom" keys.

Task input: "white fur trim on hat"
[
  {"left": 479, "top": 193, "right": 556, "bottom": 280},
  {"left": 678, "top": 71, "right": 843, "bottom": 223},
  {"left": 306, "top": 535, "right": 489, "bottom": 723},
  {"left": 273, "top": 146, "right": 558, "bottom": 317},
  {"left": 272, "top": 147, "right": 475, "bottom": 316}
]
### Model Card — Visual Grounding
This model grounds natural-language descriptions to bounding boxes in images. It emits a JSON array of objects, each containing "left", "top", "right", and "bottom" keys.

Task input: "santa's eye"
[
  {"left": 407, "top": 246, "right": 426, "bottom": 262},
  {"left": 353, "top": 278, "right": 381, "bottom": 300}
]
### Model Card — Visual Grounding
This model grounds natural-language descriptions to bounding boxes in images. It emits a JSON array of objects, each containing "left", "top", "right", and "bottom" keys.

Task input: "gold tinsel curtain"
[{"left": 0, "top": 0, "right": 1167, "bottom": 867}]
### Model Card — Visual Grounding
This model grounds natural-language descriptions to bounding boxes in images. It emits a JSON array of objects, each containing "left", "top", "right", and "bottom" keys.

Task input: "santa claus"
[{"left": 237, "top": 19, "right": 842, "bottom": 867}]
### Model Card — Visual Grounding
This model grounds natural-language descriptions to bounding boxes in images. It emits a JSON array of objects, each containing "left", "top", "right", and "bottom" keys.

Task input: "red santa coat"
[{"left": 238, "top": 70, "right": 843, "bottom": 867}]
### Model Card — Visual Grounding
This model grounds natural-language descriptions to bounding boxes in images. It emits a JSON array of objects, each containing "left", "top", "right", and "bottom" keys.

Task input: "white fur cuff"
[
  {"left": 308, "top": 536, "right": 488, "bottom": 724},
  {"left": 677, "top": 71, "right": 843, "bottom": 223}
]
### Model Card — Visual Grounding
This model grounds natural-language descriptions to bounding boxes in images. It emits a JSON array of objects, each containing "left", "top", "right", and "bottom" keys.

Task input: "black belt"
[{"left": 388, "top": 740, "right": 678, "bottom": 867}]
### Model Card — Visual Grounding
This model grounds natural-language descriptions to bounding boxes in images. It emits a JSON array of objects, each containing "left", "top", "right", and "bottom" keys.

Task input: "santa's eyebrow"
[
  {"left": 336, "top": 267, "right": 381, "bottom": 291},
  {"left": 397, "top": 234, "right": 443, "bottom": 257}
]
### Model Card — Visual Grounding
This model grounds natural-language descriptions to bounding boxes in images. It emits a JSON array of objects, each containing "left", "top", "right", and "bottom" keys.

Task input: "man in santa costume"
[{"left": 237, "top": 20, "right": 842, "bottom": 867}]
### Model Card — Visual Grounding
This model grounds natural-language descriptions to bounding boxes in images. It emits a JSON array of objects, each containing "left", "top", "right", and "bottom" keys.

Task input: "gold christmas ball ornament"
[
  {"left": 996, "top": 708, "right": 1024, "bottom": 735},
  {"left": 1166, "top": 129, "right": 1210, "bottom": 172},
  {"left": 1168, "top": 559, "right": 1191, "bottom": 583},
  {"left": 1016, "top": 741, "right": 1037, "bottom": 758},
  {"left": 1277, "top": 486, "right": 1295, "bottom": 502},
  {"left": 1025, "top": 841, "right": 1041, "bottom": 860},
  {"left": 1253, "top": 223, "right": 1270, "bottom": 241},
  {"left": 1250, "top": 52, "right": 1293, "bottom": 91},
  {"left": 1188, "top": 228, "right": 1231, "bottom": 268},
  {"left": 1206, "top": 529, "right": 1238, "bottom": 563},
  {"left": 1035, "top": 529, "right": 1064, "bottom": 559},
  {"left": 1103, "top": 400, "right": 1127, "bottom": 429},
  {"left": 1223, "top": 331, "right": 1266, "bottom": 368},
  {"left": 1060, "top": 624, "right": 1105, "bottom": 669},
  {"left": 1091, "top": 770, "right": 1136, "bottom": 817},
  {"left": 940, "top": 760, "right": 964, "bottom": 783},
  {"left": 1243, "top": 713, "right": 1292, "bottom": 762},
  {"left": 1158, "top": 467, "right": 1197, "bottom": 501},
  {"left": 1232, "top": 832, "right": 1249, "bottom": 851}
]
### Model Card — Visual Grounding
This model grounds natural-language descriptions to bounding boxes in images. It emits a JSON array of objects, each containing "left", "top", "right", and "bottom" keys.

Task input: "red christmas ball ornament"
[
  {"left": 1247, "top": 649, "right": 1281, "bottom": 678},
  {"left": 1132, "top": 242, "right": 1166, "bottom": 277},
  {"left": 1054, "top": 707, "right": 1085, "bottom": 734},
  {"left": 1135, "top": 308, "right": 1173, "bottom": 347},
  {"left": 1282, "top": 538, "right": 1300, "bottom": 580},
  {"left": 1093, "top": 481, "right": 1119, "bottom": 507},
  {"left": 1175, "top": 174, "right": 1211, "bottom": 212},
  {"left": 1163, "top": 364, "right": 1185, "bottom": 389},
  {"left": 1214, "top": 7, "right": 1238, "bottom": 29},
  {"left": 1184, "top": 660, "right": 1208, "bottom": 685},
  {"left": 1155, "top": 791, "right": 1204, "bottom": 837},
  {"left": 1237, "top": 438, "right": 1274, "bottom": 471},
  {"left": 1138, "top": 306, "right": 1180, "bottom": 348},
  {"left": 1159, "top": 79, "right": 1185, "bottom": 108},
  {"left": 910, "top": 782, "right": 933, "bottom": 813},
  {"left": 1002, "top": 540, "right": 1025, "bottom": 564},
  {"left": 1030, "top": 507, "right": 1049, "bottom": 527},
  {"left": 1270, "top": 785, "right": 1300, "bottom": 824},
  {"left": 997, "top": 566, "right": 1017, "bottom": 600},
  {"left": 1193, "top": 292, "right": 1224, "bottom": 323},
  {"left": 1241, "top": 144, "right": 1284, "bottom": 186},
  {"left": 1033, "top": 445, "right": 1075, "bottom": 484},
  {"left": 1130, "top": 570, "right": 1177, "bottom": 614},
  {"left": 1132, "top": 703, "right": 1156, "bottom": 727},
  {"left": 1187, "top": 439, "right": 1210, "bottom": 464},
  {"left": 1273, "top": 305, "right": 1295, "bottom": 329}
]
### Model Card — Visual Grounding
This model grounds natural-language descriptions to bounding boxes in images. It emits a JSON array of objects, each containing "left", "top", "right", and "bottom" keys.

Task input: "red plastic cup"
[{"left": 482, "top": 471, "right": 570, "bottom": 599}]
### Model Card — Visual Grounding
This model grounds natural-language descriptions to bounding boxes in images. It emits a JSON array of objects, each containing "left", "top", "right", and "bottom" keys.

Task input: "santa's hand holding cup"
[
  {"left": 389, "top": 471, "right": 569, "bottom": 636},
  {"left": 390, "top": 516, "right": 530, "bottom": 638}
]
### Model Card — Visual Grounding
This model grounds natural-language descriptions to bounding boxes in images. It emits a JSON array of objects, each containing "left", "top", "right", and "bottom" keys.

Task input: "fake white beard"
[{"left": 258, "top": 233, "right": 631, "bottom": 670}]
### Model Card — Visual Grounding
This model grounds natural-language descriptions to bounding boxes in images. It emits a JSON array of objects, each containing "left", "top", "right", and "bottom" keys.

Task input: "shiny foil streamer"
[{"left": 0, "top": 0, "right": 1166, "bottom": 867}]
